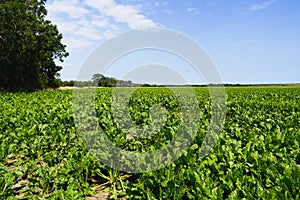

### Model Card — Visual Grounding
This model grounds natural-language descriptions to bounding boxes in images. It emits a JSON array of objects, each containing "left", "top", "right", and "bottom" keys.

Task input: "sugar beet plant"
[
  {"left": 128, "top": 87, "right": 300, "bottom": 199},
  {"left": 0, "top": 87, "right": 299, "bottom": 199}
]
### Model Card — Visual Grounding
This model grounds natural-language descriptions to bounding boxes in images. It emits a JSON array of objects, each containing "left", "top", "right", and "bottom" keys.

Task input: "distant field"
[{"left": 0, "top": 87, "right": 299, "bottom": 199}]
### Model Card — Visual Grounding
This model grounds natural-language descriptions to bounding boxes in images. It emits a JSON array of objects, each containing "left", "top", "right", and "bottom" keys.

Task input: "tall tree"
[
  {"left": 0, "top": 0, "right": 68, "bottom": 92},
  {"left": 91, "top": 73, "right": 104, "bottom": 85}
]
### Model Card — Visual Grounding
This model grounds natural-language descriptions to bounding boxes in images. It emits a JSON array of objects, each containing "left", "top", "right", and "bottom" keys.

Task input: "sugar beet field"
[{"left": 0, "top": 87, "right": 299, "bottom": 199}]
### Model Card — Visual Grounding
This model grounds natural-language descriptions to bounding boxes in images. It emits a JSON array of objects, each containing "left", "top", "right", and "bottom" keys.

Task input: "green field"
[{"left": 0, "top": 87, "right": 299, "bottom": 199}]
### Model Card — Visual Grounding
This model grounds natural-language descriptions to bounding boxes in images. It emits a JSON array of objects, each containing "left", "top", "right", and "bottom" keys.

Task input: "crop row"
[{"left": 0, "top": 87, "right": 299, "bottom": 199}]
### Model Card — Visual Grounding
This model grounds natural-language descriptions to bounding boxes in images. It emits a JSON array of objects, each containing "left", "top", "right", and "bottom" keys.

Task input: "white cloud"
[
  {"left": 46, "top": 0, "right": 158, "bottom": 51},
  {"left": 103, "top": 30, "right": 117, "bottom": 39},
  {"left": 63, "top": 37, "right": 93, "bottom": 51},
  {"left": 51, "top": 19, "right": 79, "bottom": 34},
  {"left": 187, "top": 8, "right": 199, "bottom": 14},
  {"left": 90, "top": 19, "right": 110, "bottom": 28},
  {"left": 84, "top": 0, "right": 115, "bottom": 11},
  {"left": 165, "top": 9, "right": 173, "bottom": 15},
  {"left": 46, "top": 0, "right": 90, "bottom": 19},
  {"left": 104, "top": 4, "right": 157, "bottom": 29},
  {"left": 250, "top": 0, "right": 275, "bottom": 11},
  {"left": 74, "top": 26, "right": 102, "bottom": 40},
  {"left": 84, "top": 0, "right": 157, "bottom": 29}
]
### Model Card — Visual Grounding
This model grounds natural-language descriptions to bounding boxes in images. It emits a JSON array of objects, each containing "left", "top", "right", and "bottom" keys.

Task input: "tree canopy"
[
  {"left": 0, "top": 0, "right": 68, "bottom": 92},
  {"left": 91, "top": 73, "right": 133, "bottom": 87}
]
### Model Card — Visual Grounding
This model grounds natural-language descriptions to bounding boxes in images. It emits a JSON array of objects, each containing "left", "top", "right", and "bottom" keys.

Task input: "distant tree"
[
  {"left": 0, "top": 0, "right": 68, "bottom": 92},
  {"left": 61, "top": 80, "right": 75, "bottom": 87},
  {"left": 116, "top": 80, "right": 133, "bottom": 87},
  {"left": 141, "top": 84, "right": 151, "bottom": 87},
  {"left": 91, "top": 73, "right": 117, "bottom": 87},
  {"left": 91, "top": 73, "right": 138, "bottom": 87},
  {"left": 99, "top": 76, "right": 117, "bottom": 87},
  {"left": 91, "top": 73, "right": 104, "bottom": 85}
]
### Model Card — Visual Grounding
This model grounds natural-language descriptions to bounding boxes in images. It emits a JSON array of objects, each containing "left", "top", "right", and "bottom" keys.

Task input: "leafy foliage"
[
  {"left": 0, "top": 0, "right": 68, "bottom": 92},
  {"left": 0, "top": 87, "right": 299, "bottom": 199},
  {"left": 91, "top": 73, "right": 133, "bottom": 87}
]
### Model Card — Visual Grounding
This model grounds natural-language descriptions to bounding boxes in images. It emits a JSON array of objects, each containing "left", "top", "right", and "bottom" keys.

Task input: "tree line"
[
  {"left": 59, "top": 74, "right": 134, "bottom": 87},
  {"left": 0, "top": 0, "right": 153, "bottom": 92},
  {"left": 59, "top": 74, "right": 165, "bottom": 88},
  {"left": 0, "top": 0, "right": 68, "bottom": 92}
]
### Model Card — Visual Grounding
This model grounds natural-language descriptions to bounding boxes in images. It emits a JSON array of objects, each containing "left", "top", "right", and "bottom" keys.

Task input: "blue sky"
[{"left": 46, "top": 0, "right": 300, "bottom": 84}]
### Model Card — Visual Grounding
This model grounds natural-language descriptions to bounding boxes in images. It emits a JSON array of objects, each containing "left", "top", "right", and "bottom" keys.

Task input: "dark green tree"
[
  {"left": 91, "top": 73, "right": 104, "bottom": 85},
  {"left": 91, "top": 73, "right": 117, "bottom": 87},
  {"left": 0, "top": 0, "right": 68, "bottom": 92},
  {"left": 99, "top": 76, "right": 117, "bottom": 87}
]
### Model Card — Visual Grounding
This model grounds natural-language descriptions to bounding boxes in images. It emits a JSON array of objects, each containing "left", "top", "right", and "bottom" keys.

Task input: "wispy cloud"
[
  {"left": 187, "top": 7, "right": 199, "bottom": 14},
  {"left": 105, "top": 5, "right": 157, "bottom": 29},
  {"left": 84, "top": 0, "right": 157, "bottom": 29},
  {"left": 165, "top": 9, "right": 173, "bottom": 15},
  {"left": 64, "top": 37, "right": 93, "bottom": 51},
  {"left": 250, "top": 0, "right": 275, "bottom": 11},
  {"left": 239, "top": 0, "right": 276, "bottom": 15},
  {"left": 162, "top": 2, "right": 169, "bottom": 6},
  {"left": 46, "top": 0, "right": 90, "bottom": 19},
  {"left": 153, "top": 1, "right": 168, "bottom": 7},
  {"left": 46, "top": 0, "right": 158, "bottom": 50}
]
